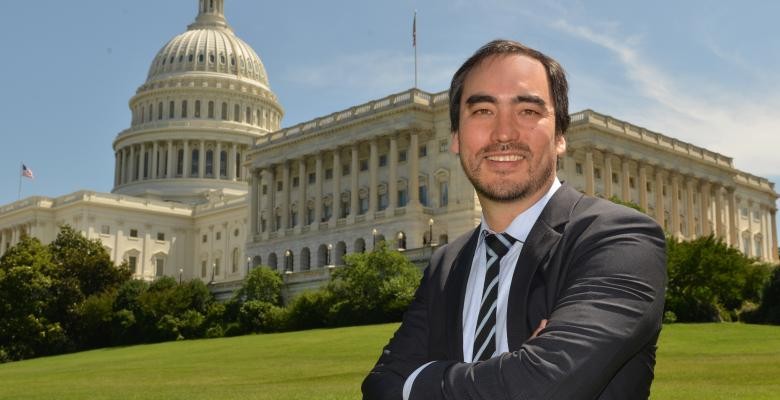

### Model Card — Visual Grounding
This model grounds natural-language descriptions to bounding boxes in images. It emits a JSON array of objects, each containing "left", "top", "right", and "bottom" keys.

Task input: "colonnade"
[
  {"left": 566, "top": 146, "right": 778, "bottom": 261},
  {"left": 0, "top": 224, "right": 30, "bottom": 256},
  {"left": 114, "top": 140, "right": 248, "bottom": 187},
  {"left": 249, "top": 132, "right": 441, "bottom": 238}
]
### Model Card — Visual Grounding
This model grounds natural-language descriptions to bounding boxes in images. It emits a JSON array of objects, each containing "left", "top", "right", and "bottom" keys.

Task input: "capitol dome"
[
  {"left": 145, "top": 3, "right": 269, "bottom": 88},
  {"left": 112, "top": 0, "right": 283, "bottom": 204}
]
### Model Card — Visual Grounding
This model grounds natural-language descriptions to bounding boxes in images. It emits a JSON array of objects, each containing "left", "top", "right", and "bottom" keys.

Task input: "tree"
[
  {"left": 327, "top": 242, "right": 422, "bottom": 325},
  {"left": 234, "top": 266, "right": 283, "bottom": 305},
  {"left": 666, "top": 235, "right": 773, "bottom": 322}
]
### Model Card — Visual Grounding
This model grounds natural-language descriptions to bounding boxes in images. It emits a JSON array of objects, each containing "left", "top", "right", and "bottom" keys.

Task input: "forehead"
[{"left": 461, "top": 54, "right": 551, "bottom": 103}]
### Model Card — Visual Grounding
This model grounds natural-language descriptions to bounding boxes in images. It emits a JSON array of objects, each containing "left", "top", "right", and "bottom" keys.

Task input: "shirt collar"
[{"left": 479, "top": 177, "right": 561, "bottom": 243}]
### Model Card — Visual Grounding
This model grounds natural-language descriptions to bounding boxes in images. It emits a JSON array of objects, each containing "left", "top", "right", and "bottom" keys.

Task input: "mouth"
[{"left": 484, "top": 153, "right": 526, "bottom": 162}]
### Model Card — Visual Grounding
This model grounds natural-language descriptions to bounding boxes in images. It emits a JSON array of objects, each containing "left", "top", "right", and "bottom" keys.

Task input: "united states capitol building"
[{"left": 0, "top": 1, "right": 777, "bottom": 296}]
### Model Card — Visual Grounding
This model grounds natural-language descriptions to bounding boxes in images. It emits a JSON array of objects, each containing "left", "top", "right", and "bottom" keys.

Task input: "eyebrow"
[{"left": 464, "top": 94, "right": 547, "bottom": 107}]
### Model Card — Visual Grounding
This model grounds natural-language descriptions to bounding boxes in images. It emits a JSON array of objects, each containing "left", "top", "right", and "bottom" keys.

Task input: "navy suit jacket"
[{"left": 362, "top": 184, "right": 667, "bottom": 400}]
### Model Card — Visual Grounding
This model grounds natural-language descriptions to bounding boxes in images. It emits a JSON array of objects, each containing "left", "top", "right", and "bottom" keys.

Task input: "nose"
[{"left": 491, "top": 107, "right": 520, "bottom": 143}]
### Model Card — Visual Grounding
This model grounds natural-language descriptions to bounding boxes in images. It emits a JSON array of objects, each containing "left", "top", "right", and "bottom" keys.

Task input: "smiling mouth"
[{"left": 485, "top": 154, "right": 526, "bottom": 162}]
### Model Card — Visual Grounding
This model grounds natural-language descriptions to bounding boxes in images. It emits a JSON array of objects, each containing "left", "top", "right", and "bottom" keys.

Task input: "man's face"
[{"left": 451, "top": 54, "right": 566, "bottom": 203}]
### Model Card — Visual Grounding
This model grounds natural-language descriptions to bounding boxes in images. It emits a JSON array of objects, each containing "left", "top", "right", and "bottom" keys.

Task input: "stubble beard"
[{"left": 461, "top": 147, "right": 556, "bottom": 203}]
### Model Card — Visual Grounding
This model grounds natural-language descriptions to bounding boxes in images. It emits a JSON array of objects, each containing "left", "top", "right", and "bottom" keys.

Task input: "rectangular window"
[
  {"left": 439, "top": 181, "right": 449, "bottom": 207},
  {"left": 629, "top": 177, "right": 636, "bottom": 189},
  {"left": 575, "top": 163, "right": 583, "bottom": 175},
  {"left": 741, "top": 207, "right": 749, "bottom": 218},
  {"left": 215, "top": 258, "right": 221, "bottom": 276},
  {"left": 323, "top": 204, "right": 332, "bottom": 220},
  {"left": 201, "top": 261, "right": 207, "bottom": 278},
  {"left": 378, "top": 192, "right": 388, "bottom": 210},
  {"left": 157, "top": 232, "right": 165, "bottom": 241},
  {"left": 612, "top": 173, "right": 619, "bottom": 184},
  {"left": 262, "top": 185, "right": 267, "bottom": 195},
  {"left": 398, "top": 189, "right": 408, "bottom": 207},
  {"left": 341, "top": 198, "right": 350, "bottom": 218},
  {"left": 379, "top": 154, "right": 388, "bottom": 167},
  {"left": 753, "top": 210, "right": 761, "bottom": 221},
  {"left": 325, "top": 168, "right": 333, "bottom": 180},
  {"left": 155, "top": 257, "right": 165, "bottom": 277},
  {"left": 439, "top": 139, "right": 449, "bottom": 153},
  {"left": 647, "top": 182, "right": 653, "bottom": 192},
  {"left": 743, "top": 237, "right": 751, "bottom": 256},
  {"left": 202, "top": 234, "right": 207, "bottom": 243},
  {"left": 419, "top": 145, "right": 427, "bottom": 157},
  {"left": 277, "top": 181, "right": 282, "bottom": 191},
  {"left": 755, "top": 239, "right": 763, "bottom": 258},
  {"left": 216, "top": 232, "right": 222, "bottom": 240},
  {"left": 292, "top": 176, "right": 299, "bottom": 187},
  {"left": 360, "top": 159, "right": 369, "bottom": 171},
  {"left": 342, "top": 164, "right": 350, "bottom": 176},
  {"left": 419, "top": 185, "right": 429, "bottom": 206},
  {"left": 100, "top": 225, "right": 110, "bottom": 235},
  {"left": 398, "top": 150, "right": 407, "bottom": 163},
  {"left": 129, "top": 256, "right": 138, "bottom": 274},
  {"left": 308, "top": 172, "right": 316, "bottom": 184},
  {"left": 594, "top": 168, "right": 601, "bottom": 180},
  {"left": 129, "top": 229, "right": 139, "bottom": 238},
  {"left": 359, "top": 197, "right": 369, "bottom": 214}
]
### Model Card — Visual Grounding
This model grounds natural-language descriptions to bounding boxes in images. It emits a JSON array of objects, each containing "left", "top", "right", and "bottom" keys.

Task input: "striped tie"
[{"left": 473, "top": 232, "right": 516, "bottom": 361}]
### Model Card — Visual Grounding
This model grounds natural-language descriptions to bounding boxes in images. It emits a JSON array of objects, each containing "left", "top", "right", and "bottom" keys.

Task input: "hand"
[{"left": 531, "top": 319, "right": 548, "bottom": 338}]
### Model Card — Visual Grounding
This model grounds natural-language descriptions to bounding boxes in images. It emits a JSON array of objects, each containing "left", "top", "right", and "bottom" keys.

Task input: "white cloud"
[{"left": 551, "top": 18, "right": 780, "bottom": 177}]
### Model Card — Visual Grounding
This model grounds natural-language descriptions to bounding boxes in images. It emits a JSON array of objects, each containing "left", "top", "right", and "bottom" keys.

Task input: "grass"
[{"left": 0, "top": 323, "right": 778, "bottom": 399}]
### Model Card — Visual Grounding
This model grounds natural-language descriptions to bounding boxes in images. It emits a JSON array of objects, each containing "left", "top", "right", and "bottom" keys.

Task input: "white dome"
[{"left": 145, "top": 0, "right": 269, "bottom": 88}]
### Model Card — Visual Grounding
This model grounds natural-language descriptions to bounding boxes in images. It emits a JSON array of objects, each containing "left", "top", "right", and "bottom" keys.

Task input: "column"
[
  {"left": 315, "top": 152, "right": 323, "bottom": 225},
  {"left": 654, "top": 168, "right": 665, "bottom": 229},
  {"left": 671, "top": 174, "right": 681, "bottom": 237},
  {"left": 770, "top": 208, "right": 778, "bottom": 261},
  {"left": 114, "top": 151, "right": 121, "bottom": 187},
  {"left": 369, "top": 139, "right": 378, "bottom": 216},
  {"left": 0, "top": 230, "right": 7, "bottom": 255},
  {"left": 151, "top": 141, "right": 158, "bottom": 179},
  {"left": 198, "top": 141, "right": 206, "bottom": 178},
  {"left": 183, "top": 140, "right": 191, "bottom": 178},
  {"left": 621, "top": 157, "right": 630, "bottom": 202},
  {"left": 332, "top": 149, "right": 342, "bottom": 222},
  {"left": 229, "top": 143, "right": 237, "bottom": 181},
  {"left": 409, "top": 133, "right": 420, "bottom": 206},
  {"left": 584, "top": 149, "right": 595, "bottom": 196},
  {"left": 166, "top": 140, "right": 175, "bottom": 179},
  {"left": 281, "top": 161, "right": 290, "bottom": 230},
  {"left": 727, "top": 188, "right": 738, "bottom": 246},
  {"left": 603, "top": 153, "right": 613, "bottom": 198},
  {"left": 215, "top": 141, "right": 222, "bottom": 179},
  {"left": 267, "top": 166, "right": 277, "bottom": 232},
  {"left": 700, "top": 181, "right": 711, "bottom": 236},
  {"left": 639, "top": 163, "right": 648, "bottom": 212},
  {"left": 298, "top": 158, "right": 306, "bottom": 228},
  {"left": 763, "top": 206, "right": 772, "bottom": 261},
  {"left": 128, "top": 145, "right": 136, "bottom": 182},
  {"left": 714, "top": 184, "right": 725, "bottom": 240},
  {"left": 136, "top": 144, "right": 144, "bottom": 181},
  {"left": 686, "top": 178, "right": 695, "bottom": 238},
  {"left": 122, "top": 148, "right": 129, "bottom": 184},
  {"left": 250, "top": 170, "right": 259, "bottom": 235},
  {"left": 388, "top": 136, "right": 398, "bottom": 211},
  {"left": 350, "top": 144, "right": 359, "bottom": 218}
]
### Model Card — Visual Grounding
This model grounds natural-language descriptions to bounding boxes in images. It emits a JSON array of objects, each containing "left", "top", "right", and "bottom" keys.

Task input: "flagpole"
[
  {"left": 18, "top": 162, "right": 22, "bottom": 200},
  {"left": 413, "top": 10, "right": 418, "bottom": 88}
]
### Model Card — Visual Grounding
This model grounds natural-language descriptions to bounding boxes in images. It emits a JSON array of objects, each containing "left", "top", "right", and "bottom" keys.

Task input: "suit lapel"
[
  {"left": 506, "top": 184, "right": 582, "bottom": 349},
  {"left": 443, "top": 228, "right": 479, "bottom": 361}
]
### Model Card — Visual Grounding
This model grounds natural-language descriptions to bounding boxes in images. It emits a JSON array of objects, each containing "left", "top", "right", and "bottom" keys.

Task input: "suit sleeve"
[
  {"left": 361, "top": 252, "right": 438, "bottom": 400},
  {"left": 410, "top": 210, "right": 667, "bottom": 400}
]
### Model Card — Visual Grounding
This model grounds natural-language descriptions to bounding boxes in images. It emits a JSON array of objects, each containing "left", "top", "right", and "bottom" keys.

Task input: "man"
[{"left": 362, "top": 39, "right": 666, "bottom": 400}]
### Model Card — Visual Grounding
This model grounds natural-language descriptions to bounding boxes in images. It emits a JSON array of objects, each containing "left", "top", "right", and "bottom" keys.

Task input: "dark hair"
[{"left": 448, "top": 39, "right": 570, "bottom": 136}]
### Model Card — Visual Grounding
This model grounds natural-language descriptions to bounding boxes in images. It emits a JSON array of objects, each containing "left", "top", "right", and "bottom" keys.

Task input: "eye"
[
  {"left": 519, "top": 108, "right": 540, "bottom": 116},
  {"left": 473, "top": 108, "right": 493, "bottom": 115}
]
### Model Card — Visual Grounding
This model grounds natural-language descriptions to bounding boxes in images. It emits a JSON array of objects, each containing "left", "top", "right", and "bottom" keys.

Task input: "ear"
[
  {"left": 555, "top": 134, "right": 566, "bottom": 156},
  {"left": 450, "top": 131, "right": 460, "bottom": 155}
]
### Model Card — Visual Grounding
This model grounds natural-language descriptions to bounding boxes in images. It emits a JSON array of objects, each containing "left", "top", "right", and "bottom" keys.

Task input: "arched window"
[
  {"left": 198, "top": 53, "right": 204, "bottom": 63},
  {"left": 148, "top": 104, "right": 153, "bottom": 122},
  {"left": 181, "top": 100, "right": 188, "bottom": 118},
  {"left": 220, "top": 151, "right": 227, "bottom": 178},
  {"left": 268, "top": 253, "right": 278, "bottom": 270},
  {"left": 246, "top": 107, "right": 251, "bottom": 124},
  {"left": 317, "top": 244, "right": 328, "bottom": 268},
  {"left": 143, "top": 151, "right": 149, "bottom": 179},
  {"left": 221, "top": 102, "right": 228, "bottom": 120},
  {"left": 300, "top": 248, "right": 311, "bottom": 271},
  {"left": 234, "top": 104, "right": 240, "bottom": 122},
  {"left": 354, "top": 238, "right": 366, "bottom": 253},
  {"left": 335, "top": 241, "right": 347, "bottom": 265},
  {"left": 235, "top": 152, "right": 242, "bottom": 180},
  {"left": 252, "top": 255, "right": 262, "bottom": 268},
  {"left": 158, "top": 102, "right": 163, "bottom": 120},
  {"left": 169, "top": 101, "right": 175, "bottom": 119},
  {"left": 396, "top": 231, "right": 407, "bottom": 250},
  {"left": 191, "top": 149, "right": 199, "bottom": 177},
  {"left": 284, "top": 250, "right": 294, "bottom": 272},
  {"left": 195, "top": 100, "right": 201, "bottom": 118},
  {"left": 205, "top": 150, "right": 214, "bottom": 176},
  {"left": 188, "top": 54, "right": 193, "bottom": 62},
  {"left": 208, "top": 101, "right": 215, "bottom": 118}
]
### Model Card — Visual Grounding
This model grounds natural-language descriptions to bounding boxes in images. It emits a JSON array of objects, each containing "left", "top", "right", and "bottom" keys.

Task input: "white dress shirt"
[{"left": 403, "top": 178, "right": 561, "bottom": 399}]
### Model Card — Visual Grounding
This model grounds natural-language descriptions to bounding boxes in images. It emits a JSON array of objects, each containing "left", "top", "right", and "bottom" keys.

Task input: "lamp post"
[
  {"left": 246, "top": 256, "right": 252, "bottom": 276},
  {"left": 327, "top": 243, "right": 333, "bottom": 266},
  {"left": 372, "top": 228, "right": 378, "bottom": 250},
  {"left": 178, "top": 268, "right": 183, "bottom": 284},
  {"left": 428, "top": 218, "right": 434, "bottom": 246}
]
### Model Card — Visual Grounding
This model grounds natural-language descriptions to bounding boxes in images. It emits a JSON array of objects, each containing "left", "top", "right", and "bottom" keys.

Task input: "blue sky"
[{"left": 1, "top": 0, "right": 778, "bottom": 231}]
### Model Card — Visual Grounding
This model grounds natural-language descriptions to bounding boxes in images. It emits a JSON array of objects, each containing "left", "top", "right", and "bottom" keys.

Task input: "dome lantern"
[{"left": 189, "top": 0, "right": 229, "bottom": 31}]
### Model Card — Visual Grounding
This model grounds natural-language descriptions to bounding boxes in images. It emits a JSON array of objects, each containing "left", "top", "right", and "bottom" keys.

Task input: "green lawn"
[{"left": 0, "top": 323, "right": 778, "bottom": 399}]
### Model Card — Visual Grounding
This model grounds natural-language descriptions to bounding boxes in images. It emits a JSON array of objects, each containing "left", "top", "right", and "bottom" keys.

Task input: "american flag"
[
  {"left": 413, "top": 12, "right": 417, "bottom": 47},
  {"left": 21, "top": 164, "right": 34, "bottom": 179}
]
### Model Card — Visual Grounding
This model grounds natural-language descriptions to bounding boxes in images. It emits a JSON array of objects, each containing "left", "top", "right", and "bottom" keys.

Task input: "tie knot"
[{"left": 485, "top": 233, "right": 516, "bottom": 259}]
